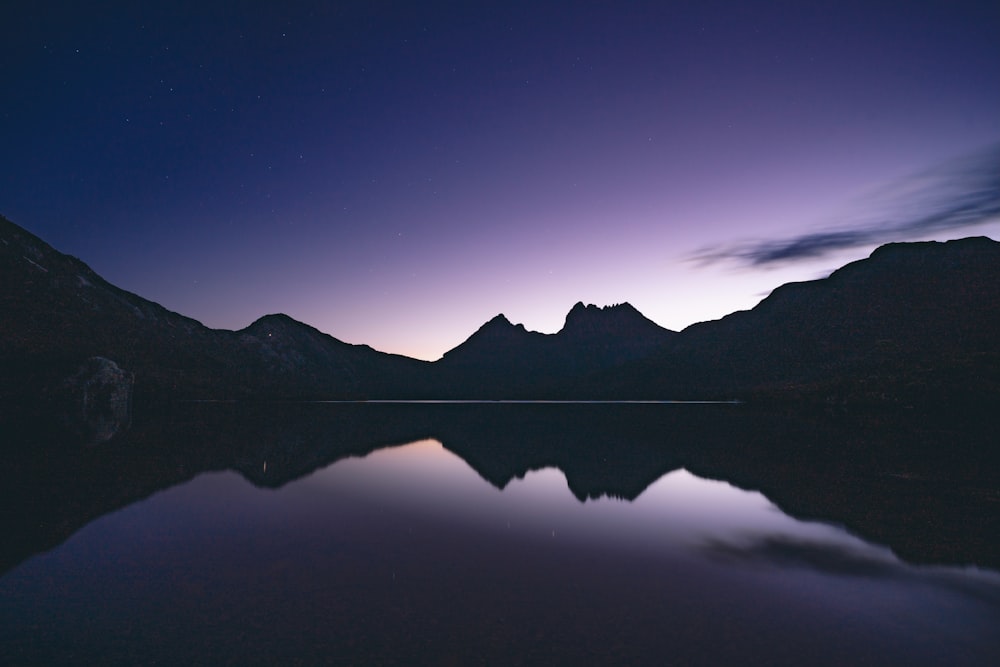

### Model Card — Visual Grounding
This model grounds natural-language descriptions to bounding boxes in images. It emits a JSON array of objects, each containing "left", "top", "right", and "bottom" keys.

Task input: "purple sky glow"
[{"left": 2, "top": 1, "right": 999, "bottom": 359}]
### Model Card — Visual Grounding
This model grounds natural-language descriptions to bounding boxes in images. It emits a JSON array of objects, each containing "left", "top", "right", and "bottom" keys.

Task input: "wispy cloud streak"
[
  {"left": 699, "top": 534, "right": 1000, "bottom": 605},
  {"left": 694, "top": 144, "right": 1000, "bottom": 267}
]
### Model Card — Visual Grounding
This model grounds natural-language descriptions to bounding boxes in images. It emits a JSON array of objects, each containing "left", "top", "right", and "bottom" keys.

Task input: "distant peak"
[
  {"left": 569, "top": 301, "right": 639, "bottom": 313},
  {"left": 244, "top": 313, "right": 298, "bottom": 330},
  {"left": 486, "top": 313, "right": 513, "bottom": 326},
  {"left": 560, "top": 301, "right": 672, "bottom": 339},
  {"left": 564, "top": 301, "right": 640, "bottom": 325},
  {"left": 252, "top": 313, "right": 297, "bottom": 325},
  {"left": 242, "top": 313, "right": 320, "bottom": 337},
  {"left": 439, "top": 312, "right": 539, "bottom": 361}
]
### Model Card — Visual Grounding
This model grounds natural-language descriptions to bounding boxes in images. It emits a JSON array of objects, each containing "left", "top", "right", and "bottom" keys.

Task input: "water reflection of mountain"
[{"left": 3, "top": 402, "right": 998, "bottom": 576}]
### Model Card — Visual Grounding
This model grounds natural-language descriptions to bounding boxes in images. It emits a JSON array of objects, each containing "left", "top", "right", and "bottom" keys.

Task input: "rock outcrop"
[{"left": 63, "top": 357, "right": 133, "bottom": 444}]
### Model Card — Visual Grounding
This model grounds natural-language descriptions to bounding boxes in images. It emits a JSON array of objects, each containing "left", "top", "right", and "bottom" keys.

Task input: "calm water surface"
[{"left": 2, "top": 437, "right": 998, "bottom": 666}]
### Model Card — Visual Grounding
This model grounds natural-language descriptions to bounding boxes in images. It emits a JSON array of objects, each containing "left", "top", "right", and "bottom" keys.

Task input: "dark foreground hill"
[
  {"left": 0, "top": 215, "right": 428, "bottom": 409},
  {"left": 3, "top": 214, "right": 999, "bottom": 416},
  {"left": 601, "top": 237, "right": 1000, "bottom": 407}
]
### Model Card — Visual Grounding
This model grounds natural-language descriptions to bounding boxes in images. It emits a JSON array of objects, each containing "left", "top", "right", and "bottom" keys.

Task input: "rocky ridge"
[{"left": 3, "top": 214, "right": 999, "bottom": 412}]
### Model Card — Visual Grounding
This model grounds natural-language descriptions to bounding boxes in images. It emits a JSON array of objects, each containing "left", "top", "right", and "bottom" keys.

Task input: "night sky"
[{"left": 3, "top": 1, "right": 999, "bottom": 360}]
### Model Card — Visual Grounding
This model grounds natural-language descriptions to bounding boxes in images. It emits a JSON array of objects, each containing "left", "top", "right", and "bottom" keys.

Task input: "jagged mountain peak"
[
  {"left": 564, "top": 301, "right": 640, "bottom": 324},
  {"left": 437, "top": 302, "right": 676, "bottom": 381},
  {"left": 568, "top": 301, "right": 637, "bottom": 313},
  {"left": 559, "top": 301, "right": 674, "bottom": 339}
]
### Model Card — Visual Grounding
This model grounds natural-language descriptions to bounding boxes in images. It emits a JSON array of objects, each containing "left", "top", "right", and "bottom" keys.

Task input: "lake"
[{"left": 2, "top": 403, "right": 998, "bottom": 665}]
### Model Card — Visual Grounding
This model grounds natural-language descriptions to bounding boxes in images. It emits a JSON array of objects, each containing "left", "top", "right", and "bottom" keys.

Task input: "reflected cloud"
[
  {"left": 702, "top": 533, "right": 899, "bottom": 577},
  {"left": 701, "top": 533, "right": 1000, "bottom": 605},
  {"left": 694, "top": 143, "right": 1000, "bottom": 266}
]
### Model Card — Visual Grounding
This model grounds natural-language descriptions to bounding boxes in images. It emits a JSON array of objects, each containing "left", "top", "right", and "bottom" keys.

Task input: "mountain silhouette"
[
  {"left": 3, "top": 214, "right": 999, "bottom": 409},
  {"left": 599, "top": 237, "right": 1000, "bottom": 406},
  {"left": 439, "top": 313, "right": 549, "bottom": 369},
  {"left": 558, "top": 301, "right": 676, "bottom": 362},
  {"left": 434, "top": 302, "right": 675, "bottom": 396},
  {"left": 0, "top": 215, "right": 427, "bottom": 405},
  {"left": 235, "top": 312, "right": 428, "bottom": 398}
]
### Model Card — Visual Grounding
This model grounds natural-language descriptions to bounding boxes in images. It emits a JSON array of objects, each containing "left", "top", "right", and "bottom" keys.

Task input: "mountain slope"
[
  {"left": 556, "top": 301, "right": 676, "bottom": 366},
  {"left": 598, "top": 237, "right": 1000, "bottom": 404},
  {"left": 236, "top": 313, "right": 429, "bottom": 398},
  {"left": 0, "top": 215, "right": 428, "bottom": 403}
]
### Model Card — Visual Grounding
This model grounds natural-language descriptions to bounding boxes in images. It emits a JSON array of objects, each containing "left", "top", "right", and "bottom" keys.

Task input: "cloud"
[
  {"left": 701, "top": 534, "right": 900, "bottom": 578},
  {"left": 700, "top": 533, "right": 1000, "bottom": 606},
  {"left": 694, "top": 143, "right": 1000, "bottom": 267}
]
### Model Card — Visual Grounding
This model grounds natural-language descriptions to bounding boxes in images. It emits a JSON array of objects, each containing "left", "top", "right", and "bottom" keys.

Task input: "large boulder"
[{"left": 63, "top": 357, "right": 133, "bottom": 444}]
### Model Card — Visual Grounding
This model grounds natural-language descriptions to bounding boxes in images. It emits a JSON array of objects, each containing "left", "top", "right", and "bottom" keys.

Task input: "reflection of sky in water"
[
  {"left": 298, "top": 440, "right": 1000, "bottom": 635},
  {"left": 3, "top": 439, "right": 999, "bottom": 665},
  {"left": 308, "top": 440, "right": 897, "bottom": 564}
]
